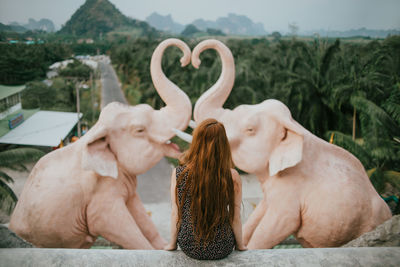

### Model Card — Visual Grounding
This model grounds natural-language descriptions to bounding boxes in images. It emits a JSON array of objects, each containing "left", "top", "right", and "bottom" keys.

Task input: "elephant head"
[
  {"left": 82, "top": 38, "right": 192, "bottom": 178},
  {"left": 191, "top": 39, "right": 305, "bottom": 177}
]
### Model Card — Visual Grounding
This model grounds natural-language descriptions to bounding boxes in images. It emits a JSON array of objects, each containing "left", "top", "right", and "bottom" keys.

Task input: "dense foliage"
[
  {"left": 22, "top": 78, "right": 76, "bottom": 112},
  {"left": 59, "top": 59, "right": 92, "bottom": 80},
  {"left": 21, "top": 60, "right": 99, "bottom": 126},
  {"left": 0, "top": 43, "right": 71, "bottom": 85},
  {"left": 110, "top": 36, "right": 400, "bottom": 195},
  {"left": 0, "top": 148, "right": 44, "bottom": 214},
  {"left": 0, "top": 34, "right": 398, "bottom": 199}
]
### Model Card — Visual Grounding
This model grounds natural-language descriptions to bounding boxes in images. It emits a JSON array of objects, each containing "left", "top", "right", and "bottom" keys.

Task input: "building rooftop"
[
  {"left": 0, "top": 110, "right": 82, "bottom": 147},
  {"left": 0, "top": 85, "right": 26, "bottom": 100}
]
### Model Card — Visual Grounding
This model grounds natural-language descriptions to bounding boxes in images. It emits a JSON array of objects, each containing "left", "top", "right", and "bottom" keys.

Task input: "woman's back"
[
  {"left": 164, "top": 118, "right": 246, "bottom": 259},
  {"left": 176, "top": 165, "right": 235, "bottom": 260}
]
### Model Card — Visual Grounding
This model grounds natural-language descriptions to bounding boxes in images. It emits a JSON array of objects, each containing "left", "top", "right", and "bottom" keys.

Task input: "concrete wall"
[{"left": 1, "top": 247, "right": 399, "bottom": 267}]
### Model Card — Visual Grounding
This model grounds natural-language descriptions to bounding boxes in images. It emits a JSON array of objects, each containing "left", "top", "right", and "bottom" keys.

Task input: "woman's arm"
[
  {"left": 231, "top": 169, "right": 247, "bottom": 251},
  {"left": 164, "top": 168, "right": 179, "bottom": 250}
]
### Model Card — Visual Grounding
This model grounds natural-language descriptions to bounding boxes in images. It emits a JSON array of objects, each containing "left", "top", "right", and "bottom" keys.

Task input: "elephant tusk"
[
  {"left": 172, "top": 128, "right": 193, "bottom": 143},
  {"left": 165, "top": 140, "right": 172, "bottom": 144},
  {"left": 189, "top": 120, "right": 197, "bottom": 129}
]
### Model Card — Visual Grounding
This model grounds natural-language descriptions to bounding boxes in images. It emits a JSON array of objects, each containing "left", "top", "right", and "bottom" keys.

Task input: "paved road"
[
  {"left": 97, "top": 59, "right": 178, "bottom": 239},
  {"left": 98, "top": 59, "right": 172, "bottom": 202},
  {"left": 98, "top": 61, "right": 128, "bottom": 108}
]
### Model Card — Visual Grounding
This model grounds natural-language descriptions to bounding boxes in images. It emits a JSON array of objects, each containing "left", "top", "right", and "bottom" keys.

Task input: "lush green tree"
[
  {"left": 21, "top": 79, "right": 75, "bottom": 112},
  {"left": 0, "top": 148, "right": 44, "bottom": 214},
  {"left": 277, "top": 39, "right": 342, "bottom": 137},
  {"left": 181, "top": 25, "right": 201, "bottom": 36},
  {"left": 332, "top": 42, "right": 384, "bottom": 139},
  {"left": 59, "top": 59, "right": 92, "bottom": 80},
  {"left": 109, "top": 36, "right": 400, "bottom": 197},
  {"left": 0, "top": 43, "right": 71, "bottom": 85},
  {"left": 328, "top": 87, "right": 400, "bottom": 194},
  {"left": 206, "top": 28, "right": 225, "bottom": 36}
]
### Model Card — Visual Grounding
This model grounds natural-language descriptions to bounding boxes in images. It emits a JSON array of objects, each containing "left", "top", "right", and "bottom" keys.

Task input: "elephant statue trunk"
[
  {"left": 151, "top": 39, "right": 192, "bottom": 142},
  {"left": 192, "top": 39, "right": 235, "bottom": 122}
]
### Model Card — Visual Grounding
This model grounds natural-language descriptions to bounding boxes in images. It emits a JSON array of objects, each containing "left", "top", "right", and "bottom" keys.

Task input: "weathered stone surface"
[
  {"left": 0, "top": 248, "right": 399, "bottom": 267},
  {"left": 0, "top": 225, "right": 33, "bottom": 248},
  {"left": 92, "top": 237, "right": 122, "bottom": 249},
  {"left": 343, "top": 215, "right": 400, "bottom": 247}
]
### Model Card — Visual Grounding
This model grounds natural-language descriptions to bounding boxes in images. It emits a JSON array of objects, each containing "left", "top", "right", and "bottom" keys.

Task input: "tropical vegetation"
[
  {"left": 0, "top": 16, "right": 399, "bottom": 211},
  {"left": 21, "top": 60, "right": 99, "bottom": 127},
  {"left": 0, "top": 148, "right": 44, "bottom": 214},
  {"left": 109, "top": 36, "right": 400, "bottom": 201}
]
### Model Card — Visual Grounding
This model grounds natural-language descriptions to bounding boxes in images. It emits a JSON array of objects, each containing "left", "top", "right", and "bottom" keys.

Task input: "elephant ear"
[
  {"left": 82, "top": 125, "right": 118, "bottom": 179},
  {"left": 269, "top": 118, "right": 304, "bottom": 177}
]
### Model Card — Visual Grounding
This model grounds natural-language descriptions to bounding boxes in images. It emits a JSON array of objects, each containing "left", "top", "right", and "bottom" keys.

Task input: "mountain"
[
  {"left": 23, "top": 18, "right": 56, "bottom": 32},
  {"left": 145, "top": 12, "right": 267, "bottom": 36},
  {"left": 192, "top": 13, "right": 267, "bottom": 36},
  {"left": 302, "top": 27, "right": 400, "bottom": 38},
  {"left": 59, "top": 0, "right": 157, "bottom": 37},
  {"left": 0, "top": 23, "right": 13, "bottom": 32},
  {"left": 8, "top": 18, "right": 55, "bottom": 32},
  {"left": 146, "top": 12, "right": 184, "bottom": 34},
  {"left": 1, "top": 22, "right": 28, "bottom": 33}
]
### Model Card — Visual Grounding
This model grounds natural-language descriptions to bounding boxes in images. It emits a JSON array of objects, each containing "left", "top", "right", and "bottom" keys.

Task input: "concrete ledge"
[{"left": 0, "top": 248, "right": 399, "bottom": 267}]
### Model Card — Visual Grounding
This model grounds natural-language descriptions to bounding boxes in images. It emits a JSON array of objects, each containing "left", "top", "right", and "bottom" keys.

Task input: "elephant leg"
[
  {"left": 247, "top": 205, "right": 300, "bottom": 249},
  {"left": 127, "top": 193, "right": 167, "bottom": 249},
  {"left": 88, "top": 198, "right": 154, "bottom": 249},
  {"left": 243, "top": 198, "right": 267, "bottom": 245}
]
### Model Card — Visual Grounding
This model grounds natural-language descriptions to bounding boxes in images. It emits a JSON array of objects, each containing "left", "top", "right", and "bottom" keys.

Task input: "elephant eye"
[
  {"left": 245, "top": 127, "right": 255, "bottom": 135},
  {"left": 134, "top": 127, "right": 146, "bottom": 134}
]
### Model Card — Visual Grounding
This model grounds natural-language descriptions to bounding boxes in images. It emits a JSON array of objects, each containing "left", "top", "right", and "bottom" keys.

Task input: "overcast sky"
[{"left": 0, "top": 0, "right": 399, "bottom": 33}]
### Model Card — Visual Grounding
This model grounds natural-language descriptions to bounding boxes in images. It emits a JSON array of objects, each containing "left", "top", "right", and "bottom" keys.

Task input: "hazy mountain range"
[
  {"left": 1, "top": 18, "right": 55, "bottom": 33},
  {"left": 1, "top": 0, "right": 398, "bottom": 38},
  {"left": 303, "top": 28, "right": 400, "bottom": 38},
  {"left": 146, "top": 12, "right": 267, "bottom": 36},
  {"left": 145, "top": 12, "right": 185, "bottom": 34}
]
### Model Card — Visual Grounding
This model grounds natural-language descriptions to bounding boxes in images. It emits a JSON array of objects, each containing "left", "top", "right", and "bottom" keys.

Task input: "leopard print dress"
[{"left": 176, "top": 165, "right": 235, "bottom": 260}]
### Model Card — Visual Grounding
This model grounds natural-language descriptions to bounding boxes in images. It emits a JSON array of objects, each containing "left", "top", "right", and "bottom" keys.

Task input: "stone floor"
[{"left": 2, "top": 247, "right": 400, "bottom": 266}]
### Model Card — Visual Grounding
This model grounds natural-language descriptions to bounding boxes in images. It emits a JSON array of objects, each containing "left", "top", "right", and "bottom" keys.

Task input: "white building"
[
  {"left": 0, "top": 84, "right": 82, "bottom": 147},
  {"left": 0, "top": 85, "right": 25, "bottom": 120}
]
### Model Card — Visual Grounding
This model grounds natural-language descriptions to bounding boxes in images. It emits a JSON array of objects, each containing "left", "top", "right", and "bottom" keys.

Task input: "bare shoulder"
[
  {"left": 170, "top": 168, "right": 177, "bottom": 184},
  {"left": 171, "top": 168, "right": 177, "bottom": 178}
]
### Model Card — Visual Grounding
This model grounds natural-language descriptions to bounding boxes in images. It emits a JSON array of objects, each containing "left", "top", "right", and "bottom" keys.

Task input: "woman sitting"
[{"left": 165, "top": 118, "right": 246, "bottom": 260}]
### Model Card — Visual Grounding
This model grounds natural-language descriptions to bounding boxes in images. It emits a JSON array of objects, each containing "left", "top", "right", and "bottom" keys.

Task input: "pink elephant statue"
[
  {"left": 189, "top": 39, "right": 392, "bottom": 249},
  {"left": 9, "top": 39, "right": 192, "bottom": 249}
]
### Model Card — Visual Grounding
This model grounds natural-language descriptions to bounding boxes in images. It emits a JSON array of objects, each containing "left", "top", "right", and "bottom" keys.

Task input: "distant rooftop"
[
  {"left": 0, "top": 85, "right": 26, "bottom": 100},
  {"left": 0, "top": 110, "right": 82, "bottom": 147},
  {"left": 0, "top": 108, "right": 38, "bottom": 137}
]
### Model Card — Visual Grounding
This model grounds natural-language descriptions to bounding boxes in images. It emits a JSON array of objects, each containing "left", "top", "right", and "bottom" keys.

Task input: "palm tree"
[
  {"left": 0, "top": 148, "right": 44, "bottom": 214},
  {"left": 281, "top": 39, "right": 341, "bottom": 137},
  {"left": 332, "top": 41, "right": 387, "bottom": 140},
  {"left": 328, "top": 95, "right": 400, "bottom": 195}
]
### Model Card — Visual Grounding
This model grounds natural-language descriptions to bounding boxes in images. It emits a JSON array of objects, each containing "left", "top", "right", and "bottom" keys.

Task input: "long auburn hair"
[{"left": 176, "top": 118, "right": 235, "bottom": 244}]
